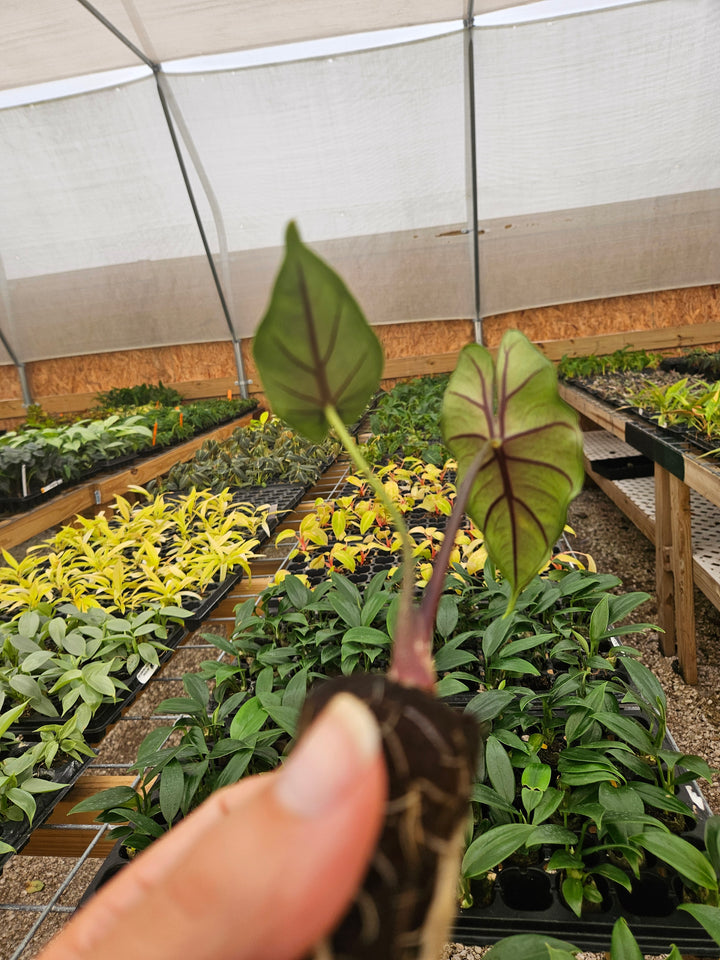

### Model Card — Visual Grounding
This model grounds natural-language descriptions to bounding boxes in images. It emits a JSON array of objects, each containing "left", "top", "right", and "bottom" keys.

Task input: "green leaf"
[
  {"left": 436, "top": 594, "right": 459, "bottom": 639},
  {"left": 18, "top": 610, "right": 40, "bottom": 639},
  {"left": 610, "top": 917, "right": 643, "bottom": 960},
  {"left": 283, "top": 575, "right": 310, "bottom": 610},
  {"left": 620, "top": 656, "right": 666, "bottom": 712},
  {"left": 229, "top": 697, "right": 268, "bottom": 742},
  {"left": 705, "top": 816, "right": 720, "bottom": 878},
  {"left": 159, "top": 760, "right": 184, "bottom": 825},
  {"left": 82, "top": 663, "right": 117, "bottom": 698},
  {"left": 632, "top": 830, "right": 718, "bottom": 890},
  {"left": 485, "top": 736, "right": 515, "bottom": 804},
  {"left": 252, "top": 221, "right": 383, "bottom": 441},
  {"left": 0, "top": 701, "right": 27, "bottom": 736},
  {"left": 465, "top": 689, "right": 517, "bottom": 724},
  {"left": 462, "top": 823, "right": 535, "bottom": 878},
  {"left": 342, "top": 626, "right": 391, "bottom": 648},
  {"left": 561, "top": 876, "right": 584, "bottom": 919},
  {"left": 483, "top": 935, "right": 579, "bottom": 960},
  {"left": 442, "top": 333, "right": 583, "bottom": 608},
  {"left": 138, "top": 642, "right": 160, "bottom": 667},
  {"left": 183, "top": 673, "right": 210, "bottom": 708},
  {"left": 70, "top": 785, "right": 138, "bottom": 815},
  {"left": 527, "top": 824, "right": 577, "bottom": 847},
  {"left": 592, "top": 713, "right": 656, "bottom": 756},
  {"left": 60, "top": 632, "right": 86, "bottom": 657},
  {"left": 214, "top": 749, "right": 253, "bottom": 789},
  {"left": 589, "top": 595, "right": 609, "bottom": 643},
  {"left": 678, "top": 903, "right": 720, "bottom": 946},
  {"left": 23, "top": 777, "right": 64, "bottom": 795},
  {"left": 7, "top": 787, "right": 36, "bottom": 823}
]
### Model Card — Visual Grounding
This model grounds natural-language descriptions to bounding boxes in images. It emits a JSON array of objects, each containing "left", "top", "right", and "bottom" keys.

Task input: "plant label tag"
[
  {"left": 137, "top": 663, "right": 159, "bottom": 684},
  {"left": 685, "top": 785, "right": 706, "bottom": 813},
  {"left": 40, "top": 478, "right": 64, "bottom": 493}
]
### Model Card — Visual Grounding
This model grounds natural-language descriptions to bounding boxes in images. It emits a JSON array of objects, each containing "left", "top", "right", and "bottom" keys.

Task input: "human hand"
[{"left": 39, "top": 692, "right": 387, "bottom": 960}]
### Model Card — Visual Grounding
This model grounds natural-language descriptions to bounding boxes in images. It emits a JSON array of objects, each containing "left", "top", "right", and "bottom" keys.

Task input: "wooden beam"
[
  {"left": 536, "top": 320, "right": 720, "bottom": 362},
  {"left": 654, "top": 466, "right": 676, "bottom": 658},
  {"left": 382, "top": 352, "right": 461, "bottom": 380},
  {"left": 668, "top": 473, "right": 697, "bottom": 684},
  {"left": 558, "top": 384, "right": 627, "bottom": 439}
]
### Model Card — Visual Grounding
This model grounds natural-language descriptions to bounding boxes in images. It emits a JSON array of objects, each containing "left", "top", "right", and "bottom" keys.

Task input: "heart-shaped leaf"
[
  {"left": 253, "top": 222, "right": 383, "bottom": 441},
  {"left": 441, "top": 331, "right": 584, "bottom": 607}
]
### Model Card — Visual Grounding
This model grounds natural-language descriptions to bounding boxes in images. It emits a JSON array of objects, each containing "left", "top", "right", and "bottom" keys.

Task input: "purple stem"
[{"left": 389, "top": 442, "right": 492, "bottom": 691}]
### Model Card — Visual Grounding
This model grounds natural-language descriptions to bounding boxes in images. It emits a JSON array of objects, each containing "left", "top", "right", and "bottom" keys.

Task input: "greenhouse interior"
[{"left": 1, "top": 0, "right": 720, "bottom": 957}]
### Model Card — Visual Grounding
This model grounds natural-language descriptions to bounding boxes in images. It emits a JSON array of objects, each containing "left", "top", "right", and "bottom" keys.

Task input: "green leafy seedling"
[{"left": 253, "top": 222, "right": 584, "bottom": 959}]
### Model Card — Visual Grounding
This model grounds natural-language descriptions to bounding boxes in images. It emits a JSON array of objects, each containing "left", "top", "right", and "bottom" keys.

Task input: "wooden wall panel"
[
  {"left": 27, "top": 342, "right": 237, "bottom": 397},
  {"left": 482, "top": 284, "right": 720, "bottom": 347},
  {"left": 2, "top": 285, "right": 720, "bottom": 429}
]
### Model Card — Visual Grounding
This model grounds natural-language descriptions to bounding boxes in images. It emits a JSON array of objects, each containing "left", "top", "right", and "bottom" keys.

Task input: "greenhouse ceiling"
[{"left": 0, "top": 0, "right": 718, "bottom": 368}]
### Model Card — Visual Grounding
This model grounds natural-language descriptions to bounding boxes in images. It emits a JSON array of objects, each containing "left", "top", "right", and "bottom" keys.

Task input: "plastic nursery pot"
[
  {"left": 498, "top": 866, "right": 554, "bottom": 912},
  {"left": 76, "top": 840, "right": 132, "bottom": 908}
]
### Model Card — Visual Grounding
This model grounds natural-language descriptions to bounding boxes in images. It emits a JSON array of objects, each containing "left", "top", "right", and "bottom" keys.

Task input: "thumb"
[{"left": 40, "top": 692, "right": 387, "bottom": 960}]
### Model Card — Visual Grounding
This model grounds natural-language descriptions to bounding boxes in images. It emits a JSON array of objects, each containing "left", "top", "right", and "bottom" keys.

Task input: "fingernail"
[{"left": 275, "top": 693, "right": 381, "bottom": 819}]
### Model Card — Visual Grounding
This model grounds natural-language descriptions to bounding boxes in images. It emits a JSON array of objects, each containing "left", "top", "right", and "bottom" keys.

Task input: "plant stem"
[
  {"left": 324, "top": 404, "right": 417, "bottom": 621},
  {"left": 418, "top": 441, "right": 491, "bottom": 631}
]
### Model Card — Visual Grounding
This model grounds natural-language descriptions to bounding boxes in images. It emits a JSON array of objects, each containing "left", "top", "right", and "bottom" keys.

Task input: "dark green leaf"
[
  {"left": 609, "top": 917, "right": 643, "bottom": 960},
  {"left": 462, "top": 823, "right": 535, "bottom": 878},
  {"left": 159, "top": 760, "right": 184, "bottom": 825},
  {"left": 253, "top": 222, "right": 383, "bottom": 441},
  {"left": 483, "top": 935, "right": 578, "bottom": 960},
  {"left": 677, "top": 903, "right": 720, "bottom": 946},
  {"left": 632, "top": 830, "right": 718, "bottom": 890}
]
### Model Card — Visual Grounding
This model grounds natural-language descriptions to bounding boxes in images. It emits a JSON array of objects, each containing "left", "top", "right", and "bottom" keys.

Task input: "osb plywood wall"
[
  {"left": 481, "top": 285, "right": 720, "bottom": 346},
  {"left": 2, "top": 284, "right": 720, "bottom": 419}
]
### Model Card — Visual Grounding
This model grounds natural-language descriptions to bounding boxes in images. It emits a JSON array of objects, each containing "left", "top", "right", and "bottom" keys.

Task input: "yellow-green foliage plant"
[{"left": 0, "top": 489, "right": 267, "bottom": 615}]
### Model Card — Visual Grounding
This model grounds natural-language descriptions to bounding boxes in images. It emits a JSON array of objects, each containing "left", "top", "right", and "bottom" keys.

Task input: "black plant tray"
[
  {"left": 230, "top": 482, "right": 307, "bottom": 529},
  {"left": 0, "top": 753, "right": 94, "bottom": 872},
  {"left": 453, "top": 862, "right": 718, "bottom": 955},
  {"left": 10, "top": 625, "right": 188, "bottom": 744},
  {"left": 182, "top": 570, "right": 245, "bottom": 629},
  {"left": 0, "top": 489, "right": 49, "bottom": 515},
  {"left": 590, "top": 455, "right": 654, "bottom": 480},
  {"left": 76, "top": 838, "right": 131, "bottom": 907}
]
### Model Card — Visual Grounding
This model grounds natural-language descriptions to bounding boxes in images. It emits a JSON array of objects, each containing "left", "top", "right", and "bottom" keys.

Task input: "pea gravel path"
[{"left": 1, "top": 478, "right": 718, "bottom": 960}]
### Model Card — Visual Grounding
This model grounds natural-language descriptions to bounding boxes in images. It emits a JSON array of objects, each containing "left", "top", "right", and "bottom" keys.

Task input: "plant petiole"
[{"left": 323, "top": 403, "right": 417, "bottom": 618}]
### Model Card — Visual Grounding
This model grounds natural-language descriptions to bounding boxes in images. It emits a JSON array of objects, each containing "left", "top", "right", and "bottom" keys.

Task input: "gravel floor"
[{"left": 1, "top": 478, "right": 719, "bottom": 959}]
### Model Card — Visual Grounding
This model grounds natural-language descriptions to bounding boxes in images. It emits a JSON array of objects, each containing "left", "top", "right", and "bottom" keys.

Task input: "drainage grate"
[{"left": 583, "top": 431, "right": 642, "bottom": 460}]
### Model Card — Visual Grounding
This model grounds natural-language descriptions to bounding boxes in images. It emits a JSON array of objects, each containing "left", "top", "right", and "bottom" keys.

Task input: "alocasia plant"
[{"left": 253, "top": 221, "right": 584, "bottom": 959}]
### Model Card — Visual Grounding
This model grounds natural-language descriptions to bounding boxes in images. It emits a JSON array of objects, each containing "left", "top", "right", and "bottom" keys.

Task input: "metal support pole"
[
  {"left": 75, "top": 0, "right": 250, "bottom": 398},
  {"left": 464, "top": 4, "right": 483, "bottom": 344},
  {"left": 0, "top": 254, "right": 32, "bottom": 406},
  {"left": 153, "top": 76, "right": 249, "bottom": 398}
]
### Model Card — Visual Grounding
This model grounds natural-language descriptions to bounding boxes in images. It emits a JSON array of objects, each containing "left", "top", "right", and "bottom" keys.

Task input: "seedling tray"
[
  {"left": 590, "top": 455, "right": 654, "bottom": 480},
  {"left": 183, "top": 570, "right": 245, "bottom": 628},
  {"left": 452, "top": 862, "right": 718, "bottom": 955},
  {"left": 230, "top": 482, "right": 307, "bottom": 529},
  {"left": 0, "top": 753, "right": 94, "bottom": 872},
  {"left": 10, "top": 624, "right": 188, "bottom": 744}
]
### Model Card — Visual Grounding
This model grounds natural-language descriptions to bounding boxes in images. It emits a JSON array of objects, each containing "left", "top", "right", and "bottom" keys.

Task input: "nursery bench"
[{"left": 560, "top": 382, "right": 720, "bottom": 684}]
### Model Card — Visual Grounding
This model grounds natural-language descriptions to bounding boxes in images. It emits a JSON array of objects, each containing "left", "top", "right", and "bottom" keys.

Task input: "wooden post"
[
  {"left": 668, "top": 473, "right": 697, "bottom": 683},
  {"left": 654, "top": 465, "right": 676, "bottom": 657}
]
